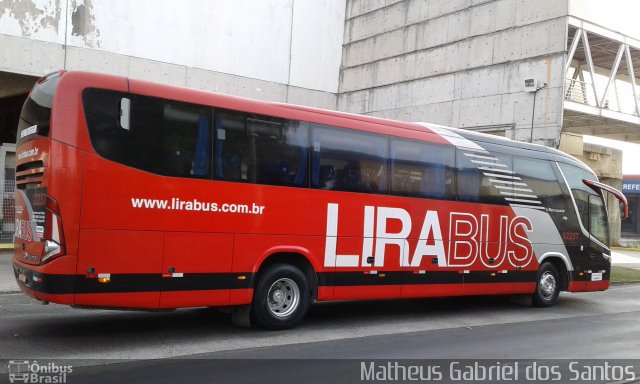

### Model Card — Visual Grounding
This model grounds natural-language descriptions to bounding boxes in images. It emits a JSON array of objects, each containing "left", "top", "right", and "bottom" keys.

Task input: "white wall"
[
  {"left": 0, "top": 0, "right": 346, "bottom": 93},
  {"left": 0, "top": 0, "right": 65, "bottom": 44}
]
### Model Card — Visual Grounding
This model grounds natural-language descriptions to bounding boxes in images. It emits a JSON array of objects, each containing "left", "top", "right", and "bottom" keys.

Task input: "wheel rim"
[
  {"left": 538, "top": 271, "right": 557, "bottom": 300},
  {"left": 267, "top": 278, "right": 300, "bottom": 318}
]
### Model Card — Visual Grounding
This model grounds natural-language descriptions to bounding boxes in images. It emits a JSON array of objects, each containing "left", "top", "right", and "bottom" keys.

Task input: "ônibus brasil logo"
[{"left": 7, "top": 360, "right": 72, "bottom": 384}]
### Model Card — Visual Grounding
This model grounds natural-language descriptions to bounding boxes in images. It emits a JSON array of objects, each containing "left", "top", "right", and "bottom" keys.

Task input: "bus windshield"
[{"left": 17, "top": 72, "right": 60, "bottom": 144}]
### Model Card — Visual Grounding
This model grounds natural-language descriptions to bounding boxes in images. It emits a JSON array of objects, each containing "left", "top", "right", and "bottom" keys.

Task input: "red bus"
[{"left": 12, "top": 71, "right": 628, "bottom": 329}]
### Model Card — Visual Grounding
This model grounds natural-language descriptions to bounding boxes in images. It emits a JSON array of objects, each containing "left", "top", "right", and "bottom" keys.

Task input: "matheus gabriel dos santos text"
[{"left": 360, "top": 361, "right": 637, "bottom": 382}]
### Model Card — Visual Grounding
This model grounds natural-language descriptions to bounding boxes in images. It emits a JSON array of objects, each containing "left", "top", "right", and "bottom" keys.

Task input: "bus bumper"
[{"left": 12, "top": 260, "right": 75, "bottom": 305}]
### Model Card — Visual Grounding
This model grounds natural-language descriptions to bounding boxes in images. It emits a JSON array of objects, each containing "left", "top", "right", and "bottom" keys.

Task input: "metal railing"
[
  {"left": 564, "top": 77, "right": 640, "bottom": 116},
  {"left": 564, "top": 78, "right": 590, "bottom": 104}
]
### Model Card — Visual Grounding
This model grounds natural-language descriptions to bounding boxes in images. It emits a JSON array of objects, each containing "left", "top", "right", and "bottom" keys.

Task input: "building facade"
[{"left": 2, "top": 0, "right": 639, "bottom": 243}]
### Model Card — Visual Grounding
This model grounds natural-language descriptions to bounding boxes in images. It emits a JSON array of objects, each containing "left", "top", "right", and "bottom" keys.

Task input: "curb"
[{"left": 611, "top": 280, "right": 640, "bottom": 286}]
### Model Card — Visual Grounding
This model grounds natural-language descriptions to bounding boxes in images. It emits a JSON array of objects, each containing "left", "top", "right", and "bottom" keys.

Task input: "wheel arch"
[
  {"left": 254, "top": 247, "right": 318, "bottom": 301},
  {"left": 538, "top": 252, "right": 572, "bottom": 291}
]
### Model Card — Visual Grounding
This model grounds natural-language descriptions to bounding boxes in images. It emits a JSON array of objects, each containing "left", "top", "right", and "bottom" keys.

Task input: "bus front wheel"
[
  {"left": 532, "top": 262, "right": 560, "bottom": 307},
  {"left": 251, "top": 263, "right": 310, "bottom": 330}
]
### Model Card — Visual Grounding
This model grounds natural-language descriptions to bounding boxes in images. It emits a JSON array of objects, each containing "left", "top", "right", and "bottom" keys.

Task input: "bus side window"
[
  {"left": 310, "top": 125, "right": 388, "bottom": 194},
  {"left": 589, "top": 194, "right": 609, "bottom": 245},
  {"left": 513, "top": 157, "right": 566, "bottom": 212},
  {"left": 455, "top": 146, "right": 512, "bottom": 205},
  {"left": 456, "top": 150, "right": 481, "bottom": 202},
  {"left": 390, "top": 139, "right": 455, "bottom": 199},
  {"left": 557, "top": 162, "right": 599, "bottom": 232},
  {"left": 84, "top": 89, "right": 212, "bottom": 179},
  {"left": 161, "top": 103, "right": 211, "bottom": 179},
  {"left": 215, "top": 111, "right": 245, "bottom": 181},
  {"left": 215, "top": 111, "right": 309, "bottom": 187}
]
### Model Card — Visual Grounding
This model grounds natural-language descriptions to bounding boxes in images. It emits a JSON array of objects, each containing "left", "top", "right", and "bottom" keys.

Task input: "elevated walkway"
[{"left": 563, "top": 18, "right": 640, "bottom": 142}]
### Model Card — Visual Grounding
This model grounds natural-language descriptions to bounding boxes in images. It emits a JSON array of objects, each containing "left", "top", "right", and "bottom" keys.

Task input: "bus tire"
[
  {"left": 251, "top": 263, "right": 310, "bottom": 330},
  {"left": 532, "top": 262, "right": 560, "bottom": 307}
]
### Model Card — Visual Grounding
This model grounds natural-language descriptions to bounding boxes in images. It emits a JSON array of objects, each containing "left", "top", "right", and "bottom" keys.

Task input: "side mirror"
[
  {"left": 582, "top": 179, "right": 628, "bottom": 219},
  {"left": 119, "top": 98, "right": 131, "bottom": 130}
]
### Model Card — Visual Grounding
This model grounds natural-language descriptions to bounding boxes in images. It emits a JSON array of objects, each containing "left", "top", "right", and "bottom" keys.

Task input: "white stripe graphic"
[
  {"left": 482, "top": 172, "right": 522, "bottom": 180},
  {"left": 510, "top": 204, "right": 546, "bottom": 210},
  {"left": 472, "top": 159, "right": 509, "bottom": 167},
  {"left": 495, "top": 185, "right": 534, "bottom": 193},
  {"left": 489, "top": 179, "right": 528, "bottom": 187},
  {"left": 477, "top": 166, "right": 516, "bottom": 174},
  {"left": 500, "top": 191, "right": 541, "bottom": 199},
  {"left": 463, "top": 153, "right": 496, "bottom": 161},
  {"left": 505, "top": 197, "right": 543, "bottom": 204},
  {"left": 415, "top": 122, "right": 548, "bottom": 211}
]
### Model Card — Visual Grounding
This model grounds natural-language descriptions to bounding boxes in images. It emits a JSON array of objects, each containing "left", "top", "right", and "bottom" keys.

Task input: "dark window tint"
[
  {"left": 456, "top": 150, "right": 480, "bottom": 202},
  {"left": 589, "top": 194, "right": 609, "bottom": 245},
  {"left": 572, "top": 189, "right": 590, "bottom": 227},
  {"left": 513, "top": 158, "right": 565, "bottom": 211},
  {"left": 558, "top": 162, "right": 599, "bottom": 230},
  {"left": 311, "top": 125, "right": 388, "bottom": 193},
  {"left": 456, "top": 149, "right": 512, "bottom": 205},
  {"left": 18, "top": 73, "right": 60, "bottom": 143},
  {"left": 390, "top": 139, "right": 454, "bottom": 199},
  {"left": 84, "top": 89, "right": 212, "bottom": 178},
  {"left": 215, "top": 111, "right": 308, "bottom": 187}
]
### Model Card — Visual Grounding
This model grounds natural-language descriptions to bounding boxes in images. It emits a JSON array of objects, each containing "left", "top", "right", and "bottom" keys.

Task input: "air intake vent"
[{"left": 15, "top": 160, "right": 45, "bottom": 189}]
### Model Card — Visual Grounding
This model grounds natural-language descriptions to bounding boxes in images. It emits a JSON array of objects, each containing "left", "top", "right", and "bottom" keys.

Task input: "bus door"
[
  {"left": 557, "top": 164, "right": 628, "bottom": 290},
  {"left": 582, "top": 179, "right": 628, "bottom": 289}
]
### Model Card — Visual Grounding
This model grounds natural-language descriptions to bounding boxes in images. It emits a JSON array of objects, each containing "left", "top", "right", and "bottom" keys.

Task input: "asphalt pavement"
[
  {"left": 2, "top": 247, "right": 640, "bottom": 383},
  {"left": 65, "top": 308, "right": 640, "bottom": 384},
  {"left": 1, "top": 281, "right": 640, "bottom": 362},
  {"left": 1, "top": 284, "right": 640, "bottom": 383},
  {"left": 0, "top": 249, "right": 17, "bottom": 293}
]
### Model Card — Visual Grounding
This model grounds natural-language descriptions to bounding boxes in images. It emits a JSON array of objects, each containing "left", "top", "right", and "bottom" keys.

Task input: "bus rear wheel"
[
  {"left": 251, "top": 263, "right": 310, "bottom": 330},
  {"left": 532, "top": 262, "right": 560, "bottom": 307}
]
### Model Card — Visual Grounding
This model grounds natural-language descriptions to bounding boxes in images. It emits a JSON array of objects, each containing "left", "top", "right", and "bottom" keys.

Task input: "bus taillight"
[{"left": 41, "top": 195, "right": 66, "bottom": 264}]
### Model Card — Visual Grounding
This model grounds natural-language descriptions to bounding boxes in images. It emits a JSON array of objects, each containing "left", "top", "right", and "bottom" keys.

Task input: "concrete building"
[
  {"left": 0, "top": 0, "right": 347, "bottom": 144},
  {"left": 1, "top": 0, "right": 639, "bottom": 243},
  {"left": 336, "top": 0, "right": 637, "bottom": 244},
  {"left": 2, "top": 1, "right": 639, "bottom": 144},
  {"left": 339, "top": 0, "right": 640, "bottom": 147}
]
